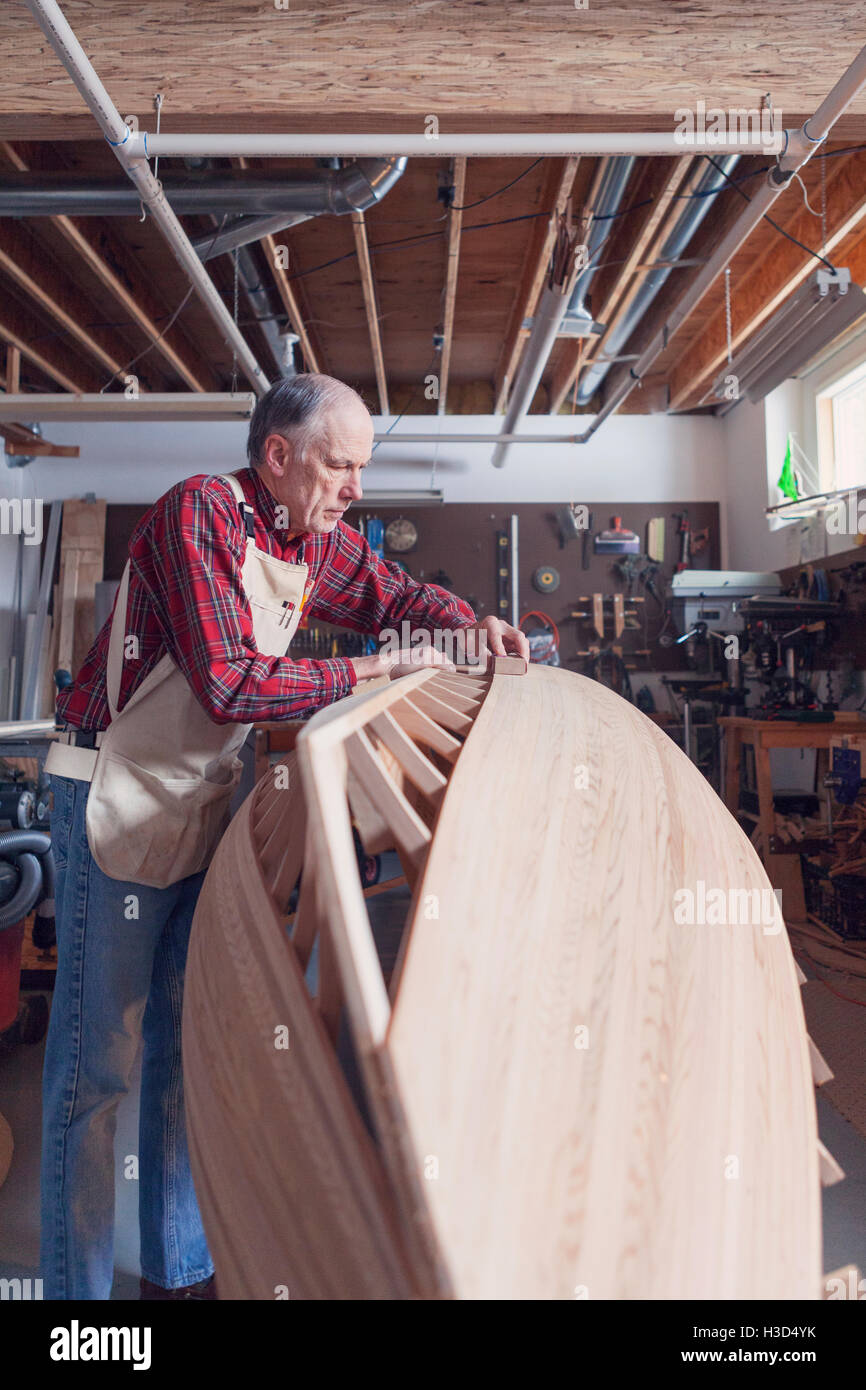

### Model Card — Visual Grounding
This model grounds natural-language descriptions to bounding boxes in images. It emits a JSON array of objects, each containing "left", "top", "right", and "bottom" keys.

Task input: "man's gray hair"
[{"left": 247, "top": 374, "right": 367, "bottom": 469}]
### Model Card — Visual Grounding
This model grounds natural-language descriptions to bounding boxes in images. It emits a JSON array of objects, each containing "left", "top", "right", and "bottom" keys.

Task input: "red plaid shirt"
[{"left": 56, "top": 468, "right": 476, "bottom": 729}]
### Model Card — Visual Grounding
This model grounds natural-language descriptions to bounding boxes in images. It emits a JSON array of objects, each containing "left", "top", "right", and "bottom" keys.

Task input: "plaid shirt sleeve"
[
  {"left": 309, "top": 521, "right": 477, "bottom": 634},
  {"left": 129, "top": 482, "right": 357, "bottom": 724}
]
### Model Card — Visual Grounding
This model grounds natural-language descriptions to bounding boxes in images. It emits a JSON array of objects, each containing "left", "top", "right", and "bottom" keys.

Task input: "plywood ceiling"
[
  {"left": 2, "top": 1, "right": 866, "bottom": 422},
  {"left": 4, "top": 1, "right": 866, "bottom": 138}
]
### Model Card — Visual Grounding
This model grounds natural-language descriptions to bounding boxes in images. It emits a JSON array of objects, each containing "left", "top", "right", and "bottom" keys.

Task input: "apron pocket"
[{"left": 86, "top": 752, "right": 237, "bottom": 887}]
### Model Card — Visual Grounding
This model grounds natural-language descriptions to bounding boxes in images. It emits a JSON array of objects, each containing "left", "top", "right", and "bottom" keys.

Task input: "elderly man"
[{"left": 41, "top": 373, "right": 528, "bottom": 1302}]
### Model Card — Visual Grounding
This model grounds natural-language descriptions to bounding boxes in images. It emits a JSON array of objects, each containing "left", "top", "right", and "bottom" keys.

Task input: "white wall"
[
  {"left": 722, "top": 396, "right": 797, "bottom": 573},
  {"left": 0, "top": 410, "right": 729, "bottom": 658},
  {"left": 5, "top": 408, "right": 728, "bottom": 505}
]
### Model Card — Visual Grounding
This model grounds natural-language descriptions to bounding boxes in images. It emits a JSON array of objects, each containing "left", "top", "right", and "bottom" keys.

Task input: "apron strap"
[
  {"left": 105, "top": 474, "right": 253, "bottom": 723},
  {"left": 216, "top": 472, "right": 255, "bottom": 542}
]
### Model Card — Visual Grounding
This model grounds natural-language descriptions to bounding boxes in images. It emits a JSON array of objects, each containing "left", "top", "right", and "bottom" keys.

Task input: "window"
[{"left": 816, "top": 357, "right": 866, "bottom": 491}]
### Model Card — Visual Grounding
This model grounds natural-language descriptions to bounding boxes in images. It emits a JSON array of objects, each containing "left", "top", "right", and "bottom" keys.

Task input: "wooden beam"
[
  {"left": 0, "top": 221, "right": 132, "bottom": 382},
  {"left": 494, "top": 156, "right": 580, "bottom": 414},
  {"left": 0, "top": 408, "right": 78, "bottom": 458},
  {"left": 2, "top": 2, "right": 865, "bottom": 143},
  {"left": 550, "top": 156, "right": 694, "bottom": 414},
  {"left": 438, "top": 157, "right": 466, "bottom": 417},
  {"left": 0, "top": 143, "right": 210, "bottom": 392},
  {"left": 351, "top": 210, "right": 389, "bottom": 415},
  {"left": 668, "top": 152, "right": 866, "bottom": 410},
  {"left": 3, "top": 422, "right": 79, "bottom": 458},
  {"left": 6, "top": 344, "right": 20, "bottom": 393},
  {"left": 0, "top": 301, "right": 94, "bottom": 393}
]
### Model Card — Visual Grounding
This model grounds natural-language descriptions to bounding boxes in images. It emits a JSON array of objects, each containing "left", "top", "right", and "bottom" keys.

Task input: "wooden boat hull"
[{"left": 182, "top": 662, "right": 824, "bottom": 1299}]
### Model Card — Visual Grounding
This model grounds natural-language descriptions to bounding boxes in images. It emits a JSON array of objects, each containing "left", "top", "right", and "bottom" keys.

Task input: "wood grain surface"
[
  {"left": 5, "top": 2, "right": 866, "bottom": 137},
  {"left": 184, "top": 661, "right": 823, "bottom": 1299},
  {"left": 385, "top": 665, "right": 821, "bottom": 1298}
]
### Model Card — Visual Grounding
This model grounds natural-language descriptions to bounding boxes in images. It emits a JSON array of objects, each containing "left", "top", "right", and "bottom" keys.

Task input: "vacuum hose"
[{"left": 0, "top": 830, "right": 54, "bottom": 930}]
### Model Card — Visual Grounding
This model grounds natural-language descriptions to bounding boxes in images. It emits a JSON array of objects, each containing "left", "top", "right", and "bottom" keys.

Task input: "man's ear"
[{"left": 263, "top": 432, "right": 290, "bottom": 475}]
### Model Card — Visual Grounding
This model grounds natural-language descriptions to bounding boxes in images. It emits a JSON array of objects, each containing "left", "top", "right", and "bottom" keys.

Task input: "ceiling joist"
[
  {"left": 351, "top": 209, "right": 389, "bottom": 416},
  {"left": 437, "top": 157, "right": 466, "bottom": 417},
  {"left": 668, "top": 152, "right": 866, "bottom": 410}
]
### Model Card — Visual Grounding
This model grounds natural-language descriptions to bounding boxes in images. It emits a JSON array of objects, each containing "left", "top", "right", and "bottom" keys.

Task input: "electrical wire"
[
  {"left": 371, "top": 351, "right": 440, "bottom": 454},
  {"left": 703, "top": 154, "right": 836, "bottom": 273},
  {"left": 791, "top": 171, "right": 823, "bottom": 218},
  {"left": 450, "top": 157, "right": 544, "bottom": 211},
  {"left": 97, "top": 214, "right": 230, "bottom": 392}
]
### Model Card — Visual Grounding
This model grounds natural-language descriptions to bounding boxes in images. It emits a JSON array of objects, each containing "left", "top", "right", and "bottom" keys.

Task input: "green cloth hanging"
[{"left": 776, "top": 434, "right": 799, "bottom": 501}]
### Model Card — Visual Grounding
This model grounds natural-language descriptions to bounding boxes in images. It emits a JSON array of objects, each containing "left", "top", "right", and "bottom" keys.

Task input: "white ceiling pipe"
[
  {"left": 576, "top": 42, "right": 866, "bottom": 444},
  {"left": 374, "top": 432, "right": 586, "bottom": 444},
  {"left": 23, "top": 0, "right": 270, "bottom": 398},
  {"left": 126, "top": 132, "right": 786, "bottom": 160}
]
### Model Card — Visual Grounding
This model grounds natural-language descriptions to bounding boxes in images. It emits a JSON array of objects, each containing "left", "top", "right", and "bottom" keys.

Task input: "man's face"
[{"left": 259, "top": 398, "right": 373, "bottom": 534}]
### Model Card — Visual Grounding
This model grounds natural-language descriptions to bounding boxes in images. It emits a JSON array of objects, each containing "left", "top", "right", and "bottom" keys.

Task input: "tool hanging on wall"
[
  {"left": 593, "top": 516, "right": 640, "bottom": 555},
  {"left": 646, "top": 517, "right": 665, "bottom": 564},
  {"left": 495, "top": 530, "right": 510, "bottom": 621},
  {"left": 582, "top": 510, "right": 594, "bottom": 571},
  {"left": 532, "top": 565, "right": 560, "bottom": 594},
  {"left": 613, "top": 554, "right": 665, "bottom": 606},
  {"left": 364, "top": 516, "right": 385, "bottom": 654},
  {"left": 572, "top": 593, "right": 644, "bottom": 640},
  {"left": 673, "top": 511, "right": 691, "bottom": 571},
  {"left": 365, "top": 516, "right": 384, "bottom": 558},
  {"left": 519, "top": 611, "right": 560, "bottom": 666}
]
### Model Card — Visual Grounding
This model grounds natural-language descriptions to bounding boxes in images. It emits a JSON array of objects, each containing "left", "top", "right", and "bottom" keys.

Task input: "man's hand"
[
  {"left": 384, "top": 645, "right": 456, "bottom": 681},
  {"left": 465, "top": 616, "right": 530, "bottom": 665},
  {"left": 351, "top": 645, "right": 456, "bottom": 682}
]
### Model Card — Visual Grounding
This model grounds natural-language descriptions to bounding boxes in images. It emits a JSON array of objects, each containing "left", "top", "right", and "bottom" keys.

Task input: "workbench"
[{"left": 719, "top": 712, "right": 866, "bottom": 916}]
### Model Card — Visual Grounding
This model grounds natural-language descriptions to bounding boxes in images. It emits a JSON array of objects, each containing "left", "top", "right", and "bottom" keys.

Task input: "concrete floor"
[{"left": 3, "top": 900, "right": 866, "bottom": 1298}]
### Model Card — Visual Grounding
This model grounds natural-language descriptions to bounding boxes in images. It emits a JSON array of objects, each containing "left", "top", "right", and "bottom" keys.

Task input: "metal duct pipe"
[
  {"left": 562, "top": 156, "right": 636, "bottom": 335},
  {"left": 576, "top": 155, "right": 738, "bottom": 404},
  {"left": 577, "top": 41, "right": 866, "bottom": 444},
  {"left": 0, "top": 160, "right": 408, "bottom": 219},
  {"left": 193, "top": 159, "right": 407, "bottom": 260},
  {"left": 235, "top": 246, "right": 297, "bottom": 378},
  {"left": 491, "top": 156, "right": 635, "bottom": 468},
  {"left": 196, "top": 213, "right": 312, "bottom": 261},
  {"left": 24, "top": 0, "right": 269, "bottom": 396}
]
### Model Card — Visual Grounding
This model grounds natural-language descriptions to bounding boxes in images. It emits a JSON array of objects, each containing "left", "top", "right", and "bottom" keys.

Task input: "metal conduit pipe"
[
  {"left": 576, "top": 42, "right": 866, "bottom": 444},
  {"left": 24, "top": 0, "right": 270, "bottom": 395},
  {"left": 191, "top": 161, "right": 408, "bottom": 261},
  {"left": 576, "top": 155, "right": 739, "bottom": 404},
  {"left": 563, "top": 156, "right": 636, "bottom": 337},
  {"left": 0, "top": 160, "right": 408, "bottom": 220},
  {"left": 491, "top": 156, "right": 634, "bottom": 468},
  {"left": 235, "top": 246, "right": 298, "bottom": 378}
]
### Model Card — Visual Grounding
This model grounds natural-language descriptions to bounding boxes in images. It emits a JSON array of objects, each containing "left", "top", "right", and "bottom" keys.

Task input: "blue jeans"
[{"left": 41, "top": 772, "right": 213, "bottom": 1299}]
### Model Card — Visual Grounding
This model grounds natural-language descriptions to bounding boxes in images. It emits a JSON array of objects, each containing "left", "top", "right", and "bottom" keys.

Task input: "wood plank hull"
[{"left": 182, "top": 663, "right": 823, "bottom": 1299}]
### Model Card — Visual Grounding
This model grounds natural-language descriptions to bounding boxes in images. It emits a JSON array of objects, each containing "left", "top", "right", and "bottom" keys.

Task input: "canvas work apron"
[{"left": 45, "top": 472, "right": 309, "bottom": 888}]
